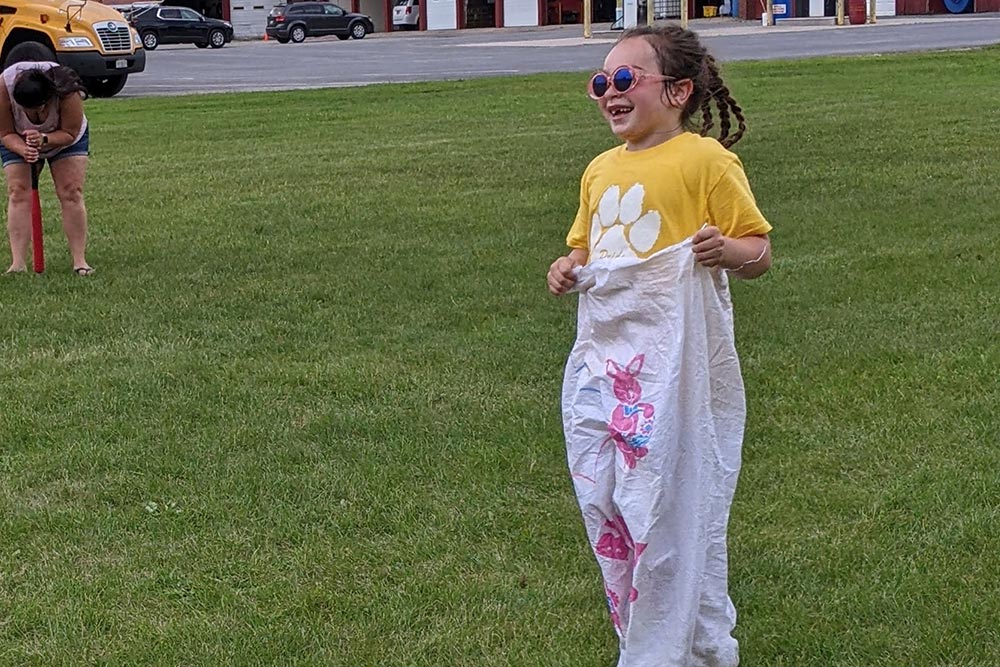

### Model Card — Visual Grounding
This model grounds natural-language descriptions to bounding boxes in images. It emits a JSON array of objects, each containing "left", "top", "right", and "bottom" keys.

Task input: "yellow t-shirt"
[{"left": 566, "top": 132, "right": 772, "bottom": 262}]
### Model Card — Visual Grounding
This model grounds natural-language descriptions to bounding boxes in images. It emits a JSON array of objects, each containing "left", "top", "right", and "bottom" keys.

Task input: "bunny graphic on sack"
[
  {"left": 596, "top": 514, "right": 648, "bottom": 635},
  {"left": 602, "top": 354, "right": 655, "bottom": 469}
]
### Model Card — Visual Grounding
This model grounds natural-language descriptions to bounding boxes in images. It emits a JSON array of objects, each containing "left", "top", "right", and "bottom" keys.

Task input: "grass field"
[{"left": 1, "top": 46, "right": 998, "bottom": 666}]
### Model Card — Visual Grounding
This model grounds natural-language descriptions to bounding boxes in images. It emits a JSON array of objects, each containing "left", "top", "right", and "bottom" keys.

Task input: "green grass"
[{"left": 1, "top": 46, "right": 998, "bottom": 666}]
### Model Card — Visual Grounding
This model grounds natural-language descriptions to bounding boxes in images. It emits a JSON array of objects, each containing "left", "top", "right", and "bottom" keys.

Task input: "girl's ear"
[{"left": 664, "top": 78, "right": 694, "bottom": 108}]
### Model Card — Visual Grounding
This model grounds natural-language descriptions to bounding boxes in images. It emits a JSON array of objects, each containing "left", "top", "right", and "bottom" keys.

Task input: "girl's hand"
[
  {"left": 692, "top": 225, "right": 727, "bottom": 268},
  {"left": 547, "top": 256, "right": 580, "bottom": 296},
  {"left": 22, "top": 145, "right": 39, "bottom": 163}
]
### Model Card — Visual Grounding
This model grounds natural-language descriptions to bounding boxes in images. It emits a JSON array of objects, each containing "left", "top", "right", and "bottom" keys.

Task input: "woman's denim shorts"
[{"left": 1, "top": 126, "right": 90, "bottom": 167}]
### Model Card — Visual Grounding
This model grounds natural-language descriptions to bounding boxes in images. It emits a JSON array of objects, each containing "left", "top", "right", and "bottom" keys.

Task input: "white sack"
[{"left": 561, "top": 238, "right": 746, "bottom": 667}]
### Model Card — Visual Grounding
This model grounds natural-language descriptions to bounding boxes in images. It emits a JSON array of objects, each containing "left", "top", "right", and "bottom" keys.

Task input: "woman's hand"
[
  {"left": 22, "top": 129, "right": 42, "bottom": 149},
  {"left": 18, "top": 130, "right": 41, "bottom": 163}
]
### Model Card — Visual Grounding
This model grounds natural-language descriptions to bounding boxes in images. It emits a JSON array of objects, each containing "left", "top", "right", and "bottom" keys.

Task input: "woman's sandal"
[{"left": 73, "top": 266, "right": 95, "bottom": 277}]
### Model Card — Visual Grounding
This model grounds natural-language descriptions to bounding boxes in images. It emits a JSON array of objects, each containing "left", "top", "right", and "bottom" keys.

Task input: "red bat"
[{"left": 30, "top": 162, "right": 43, "bottom": 274}]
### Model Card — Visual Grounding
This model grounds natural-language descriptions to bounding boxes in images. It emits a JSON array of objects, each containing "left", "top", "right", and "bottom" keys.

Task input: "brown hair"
[
  {"left": 620, "top": 25, "right": 746, "bottom": 148},
  {"left": 12, "top": 67, "right": 88, "bottom": 108}
]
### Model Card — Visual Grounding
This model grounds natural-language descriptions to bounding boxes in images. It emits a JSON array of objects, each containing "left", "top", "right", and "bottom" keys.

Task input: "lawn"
[{"left": 1, "top": 46, "right": 998, "bottom": 666}]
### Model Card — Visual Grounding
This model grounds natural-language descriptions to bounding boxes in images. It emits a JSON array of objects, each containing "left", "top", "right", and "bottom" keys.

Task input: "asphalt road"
[{"left": 120, "top": 14, "right": 1000, "bottom": 97}]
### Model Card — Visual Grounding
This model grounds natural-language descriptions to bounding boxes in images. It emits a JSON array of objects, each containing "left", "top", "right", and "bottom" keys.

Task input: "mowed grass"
[{"left": 1, "top": 46, "right": 998, "bottom": 666}]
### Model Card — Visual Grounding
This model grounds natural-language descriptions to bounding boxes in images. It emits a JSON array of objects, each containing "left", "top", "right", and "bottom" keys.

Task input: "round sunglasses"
[{"left": 587, "top": 66, "right": 676, "bottom": 100}]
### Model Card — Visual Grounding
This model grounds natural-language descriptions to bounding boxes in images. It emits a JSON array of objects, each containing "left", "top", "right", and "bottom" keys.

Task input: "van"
[{"left": 392, "top": 0, "right": 419, "bottom": 29}]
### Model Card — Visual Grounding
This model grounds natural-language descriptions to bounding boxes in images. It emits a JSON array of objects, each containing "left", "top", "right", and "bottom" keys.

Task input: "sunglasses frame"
[{"left": 587, "top": 65, "right": 678, "bottom": 100}]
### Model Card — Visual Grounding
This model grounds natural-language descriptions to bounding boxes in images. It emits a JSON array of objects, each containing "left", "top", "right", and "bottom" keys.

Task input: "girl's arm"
[
  {"left": 547, "top": 247, "right": 589, "bottom": 296},
  {"left": 722, "top": 233, "right": 771, "bottom": 279},
  {"left": 692, "top": 227, "right": 771, "bottom": 279}
]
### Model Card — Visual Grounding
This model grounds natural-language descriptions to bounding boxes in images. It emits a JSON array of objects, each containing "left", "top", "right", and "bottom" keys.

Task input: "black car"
[
  {"left": 266, "top": 2, "right": 374, "bottom": 43},
  {"left": 129, "top": 5, "right": 234, "bottom": 50}
]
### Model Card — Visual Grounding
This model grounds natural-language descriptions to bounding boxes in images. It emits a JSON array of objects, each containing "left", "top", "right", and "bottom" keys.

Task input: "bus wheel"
[{"left": 84, "top": 75, "right": 128, "bottom": 98}]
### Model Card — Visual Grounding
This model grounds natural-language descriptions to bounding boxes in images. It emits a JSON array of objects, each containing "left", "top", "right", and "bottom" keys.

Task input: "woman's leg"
[
  {"left": 49, "top": 156, "right": 91, "bottom": 272},
  {"left": 4, "top": 163, "right": 32, "bottom": 273}
]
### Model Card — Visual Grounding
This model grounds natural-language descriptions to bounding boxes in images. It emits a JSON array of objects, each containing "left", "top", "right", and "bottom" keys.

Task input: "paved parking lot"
[{"left": 121, "top": 14, "right": 1000, "bottom": 97}]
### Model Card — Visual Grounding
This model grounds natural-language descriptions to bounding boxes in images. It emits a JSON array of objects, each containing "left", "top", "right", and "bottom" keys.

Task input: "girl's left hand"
[{"left": 692, "top": 225, "right": 727, "bottom": 268}]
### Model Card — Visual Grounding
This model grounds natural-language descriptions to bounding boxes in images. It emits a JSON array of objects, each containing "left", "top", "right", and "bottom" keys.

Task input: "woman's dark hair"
[
  {"left": 12, "top": 66, "right": 88, "bottom": 108},
  {"left": 620, "top": 25, "right": 746, "bottom": 148}
]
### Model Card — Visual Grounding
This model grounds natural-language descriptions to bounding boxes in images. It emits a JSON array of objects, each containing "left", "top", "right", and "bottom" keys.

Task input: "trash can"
[{"left": 848, "top": 0, "right": 866, "bottom": 24}]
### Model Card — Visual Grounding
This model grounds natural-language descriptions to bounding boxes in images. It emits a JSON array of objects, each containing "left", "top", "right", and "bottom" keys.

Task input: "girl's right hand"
[
  {"left": 547, "top": 256, "right": 580, "bottom": 296},
  {"left": 22, "top": 145, "right": 39, "bottom": 163}
]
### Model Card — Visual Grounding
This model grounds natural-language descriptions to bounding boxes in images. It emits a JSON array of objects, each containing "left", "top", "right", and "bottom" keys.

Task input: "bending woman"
[{"left": 0, "top": 57, "right": 93, "bottom": 275}]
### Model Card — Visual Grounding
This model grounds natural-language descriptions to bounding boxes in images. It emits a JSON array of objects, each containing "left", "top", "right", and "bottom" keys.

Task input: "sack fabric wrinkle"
[{"left": 561, "top": 238, "right": 745, "bottom": 667}]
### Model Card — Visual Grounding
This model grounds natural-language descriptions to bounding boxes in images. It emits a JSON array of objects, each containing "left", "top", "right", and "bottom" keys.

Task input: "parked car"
[
  {"left": 392, "top": 0, "right": 419, "bottom": 29},
  {"left": 266, "top": 2, "right": 374, "bottom": 43},
  {"left": 113, "top": 3, "right": 158, "bottom": 22},
  {"left": 129, "top": 5, "right": 234, "bottom": 50}
]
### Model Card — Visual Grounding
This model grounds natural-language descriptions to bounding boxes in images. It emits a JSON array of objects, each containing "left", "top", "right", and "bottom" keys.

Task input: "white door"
[
  {"left": 504, "top": 0, "right": 538, "bottom": 25},
  {"left": 230, "top": 0, "right": 282, "bottom": 37},
  {"left": 426, "top": 0, "right": 456, "bottom": 29}
]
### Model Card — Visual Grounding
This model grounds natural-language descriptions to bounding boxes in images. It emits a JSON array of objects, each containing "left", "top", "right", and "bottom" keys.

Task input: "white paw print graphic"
[{"left": 590, "top": 184, "right": 662, "bottom": 260}]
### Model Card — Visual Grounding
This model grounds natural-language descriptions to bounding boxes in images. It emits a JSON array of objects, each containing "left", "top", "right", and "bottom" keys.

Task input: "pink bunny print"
[
  {"left": 602, "top": 354, "right": 655, "bottom": 469},
  {"left": 597, "top": 515, "right": 648, "bottom": 633}
]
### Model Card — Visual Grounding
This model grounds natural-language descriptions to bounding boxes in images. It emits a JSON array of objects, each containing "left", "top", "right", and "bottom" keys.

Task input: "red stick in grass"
[{"left": 30, "top": 161, "right": 43, "bottom": 274}]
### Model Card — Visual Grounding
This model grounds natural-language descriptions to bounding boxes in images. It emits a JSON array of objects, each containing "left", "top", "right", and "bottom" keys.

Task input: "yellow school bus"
[{"left": 1, "top": 0, "right": 146, "bottom": 97}]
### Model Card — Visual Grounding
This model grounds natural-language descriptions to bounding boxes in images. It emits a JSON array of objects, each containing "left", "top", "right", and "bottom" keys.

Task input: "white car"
[{"left": 392, "top": 0, "right": 419, "bottom": 29}]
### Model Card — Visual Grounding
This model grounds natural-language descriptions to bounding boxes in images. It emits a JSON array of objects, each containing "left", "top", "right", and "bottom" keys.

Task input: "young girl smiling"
[{"left": 549, "top": 26, "right": 772, "bottom": 667}]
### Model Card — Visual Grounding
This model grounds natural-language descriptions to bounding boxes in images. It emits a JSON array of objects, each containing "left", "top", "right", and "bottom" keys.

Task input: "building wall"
[
  {"left": 896, "top": 0, "right": 946, "bottom": 12},
  {"left": 226, "top": 0, "right": 386, "bottom": 37},
  {"left": 912, "top": 0, "right": 1000, "bottom": 11},
  {"left": 504, "top": 0, "right": 538, "bottom": 24},
  {"left": 745, "top": 0, "right": 896, "bottom": 16},
  {"left": 358, "top": 0, "right": 389, "bottom": 30},
  {"left": 230, "top": 0, "right": 280, "bottom": 36},
  {"left": 426, "top": 0, "right": 458, "bottom": 27}
]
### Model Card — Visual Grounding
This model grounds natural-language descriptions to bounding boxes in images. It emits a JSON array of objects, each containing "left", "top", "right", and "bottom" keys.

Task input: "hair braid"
[
  {"left": 619, "top": 25, "right": 748, "bottom": 149},
  {"left": 699, "top": 97, "right": 714, "bottom": 137},
  {"left": 703, "top": 55, "right": 745, "bottom": 148}
]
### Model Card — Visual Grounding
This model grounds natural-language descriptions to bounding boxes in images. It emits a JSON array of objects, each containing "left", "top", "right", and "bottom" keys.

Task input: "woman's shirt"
[{"left": 1, "top": 61, "right": 88, "bottom": 157}]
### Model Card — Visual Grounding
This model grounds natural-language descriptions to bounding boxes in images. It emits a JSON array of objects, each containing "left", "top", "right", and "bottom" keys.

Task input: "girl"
[
  {"left": 547, "top": 26, "right": 772, "bottom": 667},
  {"left": 0, "top": 47, "right": 93, "bottom": 276}
]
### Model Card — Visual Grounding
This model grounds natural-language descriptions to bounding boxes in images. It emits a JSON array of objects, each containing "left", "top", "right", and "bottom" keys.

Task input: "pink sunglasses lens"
[
  {"left": 610, "top": 67, "right": 636, "bottom": 93},
  {"left": 590, "top": 73, "right": 610, "bottom": 98},
  {"left": 589, "top": 68, "right": 637, "bottom": 98}
]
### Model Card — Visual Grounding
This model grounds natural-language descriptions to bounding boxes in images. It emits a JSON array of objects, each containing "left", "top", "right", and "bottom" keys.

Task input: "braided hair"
[{"left": 620, "top": 25, "right": 746, "bottom": 148}]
